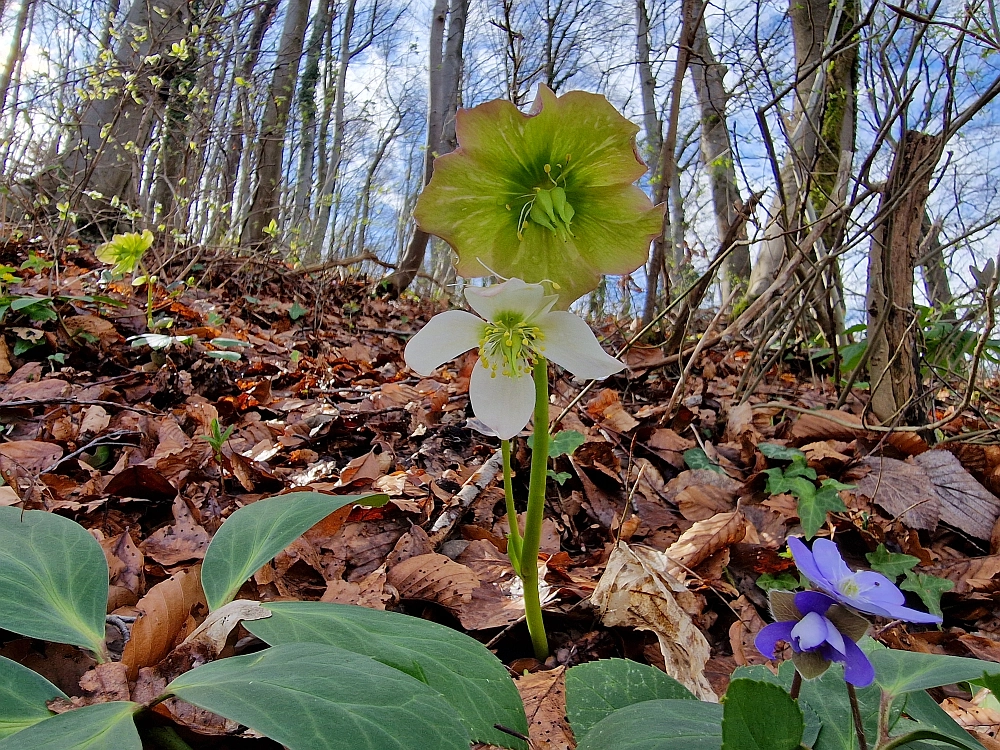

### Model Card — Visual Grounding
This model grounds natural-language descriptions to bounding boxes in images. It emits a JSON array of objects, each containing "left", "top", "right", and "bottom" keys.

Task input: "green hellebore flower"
[{"left": 414, "top": 85, "right": 665, "bottom": 308}]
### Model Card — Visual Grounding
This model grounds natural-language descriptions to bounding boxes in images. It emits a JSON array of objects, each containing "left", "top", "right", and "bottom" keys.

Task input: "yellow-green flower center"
[
  {"left": 839, "top": 579, "right": 860, "bottom": 598},
  {"left": 511, "top": 161, "right": 576, "bottom": 242},
  {"left": 479, "top": 312, "right": 545, "bottom": 378}
]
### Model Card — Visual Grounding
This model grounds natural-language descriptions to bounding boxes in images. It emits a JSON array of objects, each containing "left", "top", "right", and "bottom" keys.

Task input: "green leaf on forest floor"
[
  {"left": 900, "top": 571, "right": 954, "bottom": 619},
  {"left": 721, "top": 679, "right": 803, "bottom": 750},
  {"left": 866, "top": 544, "right": 920, "bottom": 579},
  {"left": 245, "top": 602, "right": 528, "bottom": 749},
  {"left": 565, "top": 658, "right": 694, "bottom": 741},
  {"left": 575, "top": 699, "right": 722, "bottom": 750},
  {"left": 201, "top": 491, "right": 387, "bottom": 610},
  {"left": 0, "top": 701, "right": 141, "bottom": 750},
  {"left": 0, "top": 507, "right": 109, "bottom": 657},
  {"left": 0, "top": 656, "right": 67, "bottom": 739},
  {"left": 165, "top": 643, "right": 469, "bottom": 750}
]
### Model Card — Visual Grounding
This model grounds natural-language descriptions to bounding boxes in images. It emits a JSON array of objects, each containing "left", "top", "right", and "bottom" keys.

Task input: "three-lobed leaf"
[
  {"left": 575, "top": 699, "right": 722, "bottom": 750},
  {"left": 201, "top": 491, "right": 388, "bottom": 610},
  {"left": 165, "top": 642, "right": 469, "bottom": 750},
  {"left": 0, "top": 701, "right": 141, "bottom": 750},
  {"left": 244, "top": 601, "right": 528, "bottom": 749},
  {"left": 565, "top": 658, "right": 695, "bottom": 740},
  {"left": 866, "top": 544, "right": 920, "bottom": 579},
  {"left": 0, "top": 507, "right": 109, "bottom": 657},
  {"left": 721, "top": 679, "right": 803, "bottom": 750},
  {"left": 0, "top": 656, "right": 67, "bottom": 739},
  {"left": 900, "top": 571, "right": 953, "bottom": 619}
]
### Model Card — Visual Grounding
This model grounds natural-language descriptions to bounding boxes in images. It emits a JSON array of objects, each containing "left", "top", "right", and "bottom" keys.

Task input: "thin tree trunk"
[
  {"left": 382, "top": 0, "right": 465, "bottom": 295},
  {"left": 0, "top": 0, "right": 33, "bottom": 116},
  {"left": 310, "top": 0, "right": 357, "bottom": 261},
  {"left": 690, "top": 13, "right": 749, "bottom": 305},
  {"left": 866, "top": 130, "right": 941, "bottom": 424},
  {"left": 636, "top": 0, "right": 664, "bottom": 326},
  {"left": 241, "top": 0, "right": 311, "bottom": 249},
  {"left": 292, "top": 0, "right": 332, "bottom": 230},
  {"left": 918, "top": 211, "right": 953, "bottom": 314}
]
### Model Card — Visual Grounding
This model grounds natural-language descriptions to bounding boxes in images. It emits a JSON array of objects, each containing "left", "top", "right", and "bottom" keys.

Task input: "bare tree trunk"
[
  {"left": 241, "top": 0, "right": 311, "bottom": 249},
  {"left": 35, "top": 0, "right": 190, "bottom": 225},
  {"left": 291, "top": 0, "right": 333, "bottom": 232},
  {"left": 866, "top": 130, "right": 941, "bottom": 424},
  {"left": 636, "top": 0, "right": 664, "bottom": 326},
  {"left": 0, "top": 0, "right": 33, "bottom": 116},
  {"left": 310, "top": 0, "right": 358, "bottom": 261},
  {"left": 382, "top": 0, "right": 466, "bottom": 295},
  {"left": 917, "top": 211, "right": 953, "bottom": 314},
  {"left": 152, "top": 62, "right": 196, "bottom": 225},
  {"left": 690, "top": 13, "right": 749, "bottom": 305}
]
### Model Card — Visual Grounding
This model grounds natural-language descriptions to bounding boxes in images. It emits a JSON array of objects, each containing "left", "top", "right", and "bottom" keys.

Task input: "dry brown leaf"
[
  {"left": 915, "top": 450, "right": 1000, "bottom": 540},
  {"left": 922, "top": 556, "right": 1000, "bottom": 594},
  {"left": 728, "top": 595, "right": 773, "bottom": 668},
  {"left": 335, "top": 448, "right": 391, "bottom": 487},
  {"left": 64, "top": 315, "right": 121, "bottom": 348},
  {"left": 585, "top": 388, "right": 639, "bottom": 432},
  {"left": 139, "top": 497, "right": 210, "bottom": 566},
  {"left": 453, "top": 540, "right": 544, "bottom": 630},
  {"left": 386, "top": 552, "right": 478, "bottom": 610},
  {"left": 666, "top": 469, "right": 741, "bottom": 522},
  {"left": 591, "top": 542, "right": 716, "bottom": 701},
  {"left": 725, "top": 401, "right": 759, "bottom": 442},
  {"left": 122, "top": 565, "right": 207, "bottom": 680},
  {"left": 515, "top": 667, "right": 574, "bottom": 750},
  {"left": 78, "top": 405, "right": 110, "bottom": 436},
  {"left": 665, "top": 511, "right": 746, "bottom": 575},
  {"left": 77, "top": 661, "right": 131, "bottom": 704},
  {"left": 790, "top": 411, "right": 864, "bottom": 442},
  {"left": 1, "top": 378, "right": 69, "bottom": 402},
  {"left": 322, "top": 564, "right": 391, "bottom": 609},
  {"left": 0, "top": 441, "right": 62, "bottom": 473},
  {"left": 646, "top": 428, "right": 695, "bottom": 467},
  {"left": 0, "top": 486, "right": 20, "bottom": 506},
  {"left": 0, "top": 337, "right": 11, "bottom": 376},
  {"left": 179, "top": 599, "right": 270, "bottom": 653},
  {"left": 100, "top": 531, "right": 144, "bottom": 601}
]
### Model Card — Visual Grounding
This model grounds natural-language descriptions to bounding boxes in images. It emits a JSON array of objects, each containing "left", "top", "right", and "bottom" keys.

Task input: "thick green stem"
[
  {"left": 502, "top": 439, "right": 522, "bottom": 576},
  {"left": 521, "top": 358, "right": 550, "bottom": 660}
]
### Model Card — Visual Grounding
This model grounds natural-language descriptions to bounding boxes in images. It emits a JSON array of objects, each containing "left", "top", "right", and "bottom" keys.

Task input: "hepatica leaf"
[
  {"left": 575, "top": 699, "right": 722, "bottom": 750},
  {"left": 201, "top": 491, "right": 387, "bottom": 610},
  {"left": 565, "top": 658, "right": 695, "bottom": 740},
  {"left": 0, "top": 507, "right": 109, "bottom": 657},
  {"left": 721, "top": 679, "right": 803, "bottom": 750},
  {"left": 165, "top": 643, "right": 469, "bottom": 750}
]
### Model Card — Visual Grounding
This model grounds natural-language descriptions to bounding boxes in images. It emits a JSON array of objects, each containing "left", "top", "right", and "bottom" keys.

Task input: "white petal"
[
  {"left": 465, "top": 278, "right": 548, "bottom": 321},
  {"left": 404, "top": 310, "right": 484, "bottom": 376},
  {"left": 537, "top": 311, "right": 626, "bottom": 380},
  {"left": 469, "top": 360, "right": 536, "bottom": 440}
]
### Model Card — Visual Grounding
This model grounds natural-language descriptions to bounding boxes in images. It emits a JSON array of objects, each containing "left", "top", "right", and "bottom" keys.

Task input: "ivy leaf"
[
  {"left": 547, "top": 470, "right": 572, "bottom": 485},
  {"left": 759, "top": 443, "right": 806, "bottom": 462},
  {"left": 756, "top": 572, "right": 801, "bottom": 594},
  {"left": 684, "top": 448, "right": 724, "bottom": 474},
  {"left": 900, "top": 572, "right": 953, "bottom": 619},
  {"left": 866, "top": 544, "right": 919, "bottom": 580},
  {"left": 797, "top": 482, "right": 847, "bottom": 539},
  {"left": 782, "top": 456, "right": 817, "bottom": 480},
  {"left": 528, "top": 429, "right": 585, "bottom": 458},
  {"left": 288, "top": 301, "right": 308, "bottom": 321}
]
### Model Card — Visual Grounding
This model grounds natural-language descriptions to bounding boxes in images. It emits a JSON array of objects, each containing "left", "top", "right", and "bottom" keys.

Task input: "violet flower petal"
[
  {"left": 791, "top": 612, "right": 829, "bottom": 651},
  {"left": 841, "top": 637, "right": 876, "bottom": 687},
  {"left": 794, "top": 590, "right": 836, "bottom": 617},
  {"left": 787, "top": 536, "right": 828, "bottom": 588},
  {"left": 755, "top": 621, "right": 795, "bottom": 659},
  {"left": 811, "top": 538, "right": 855, "bottom": 589}
]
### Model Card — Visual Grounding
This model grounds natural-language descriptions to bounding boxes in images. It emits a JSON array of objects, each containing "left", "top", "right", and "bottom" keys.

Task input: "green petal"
[{"left": 414, "top": 85, "right": 664, "bottom": 306}]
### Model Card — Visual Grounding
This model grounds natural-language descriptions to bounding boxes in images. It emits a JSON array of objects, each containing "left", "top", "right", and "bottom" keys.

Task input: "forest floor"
[{"left": 2, "top": 235, "right": 1000, "bottom": 749}]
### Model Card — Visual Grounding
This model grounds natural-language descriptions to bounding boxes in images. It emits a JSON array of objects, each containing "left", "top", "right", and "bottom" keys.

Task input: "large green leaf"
[
  {"left": 0, "top": 701, "right": 141, "bottom": 750},
  {"left": 721, "top": 679, "right": 803, "bottom": 750},
  {"left": 244, "top": 601, "right": 527, "bottom": 748},
  {"left": 0, "top": 507, "right": 109, "bottom": 656},
  {"left": 165, "top": 642, "right": 470, "bottom": 750},
  {"left": 575, "top": 699, "right": 722, "bottom": 750},
  {"left": 869, "top": 644, "right": 1000, "bottom": 698},
  {"left": 565, "top": 658, "right": 695, "bottom": 740},
  {"left": 201, "top": 491, "right": 387, "bottom": 610},
  {"left": 0, "top": 656, "right": 67, "bottom": 739},
  {"left": 892, "top": 688, "right": 985, "bottom": 750}
]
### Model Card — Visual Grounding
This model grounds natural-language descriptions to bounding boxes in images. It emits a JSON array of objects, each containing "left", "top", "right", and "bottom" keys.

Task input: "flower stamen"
[{"left": 479, "top": 311, "right": 545, "bottom": 378}]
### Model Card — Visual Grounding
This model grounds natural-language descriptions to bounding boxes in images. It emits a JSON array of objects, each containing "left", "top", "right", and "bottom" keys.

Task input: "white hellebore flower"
[{"left": 404, "top": 278, "right": 625, "bottom": 440}]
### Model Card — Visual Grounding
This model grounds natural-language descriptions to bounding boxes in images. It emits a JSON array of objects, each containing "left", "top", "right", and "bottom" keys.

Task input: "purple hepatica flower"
[
  {"left": 756, "top": 590, "right": 874, "bottom": 687},
  {"left": 788, "top": 537, "right": 942, "bottom": 624}
]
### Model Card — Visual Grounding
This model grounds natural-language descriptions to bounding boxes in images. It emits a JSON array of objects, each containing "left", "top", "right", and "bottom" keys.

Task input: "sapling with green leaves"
[
  {"left": 95, "top": 230, "right": 158, "bottom": 329},
  {"left": 404, "top": 85, "right": 663, "bottom": 660}
]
